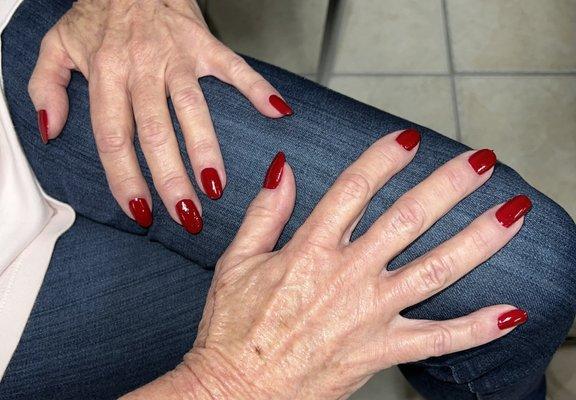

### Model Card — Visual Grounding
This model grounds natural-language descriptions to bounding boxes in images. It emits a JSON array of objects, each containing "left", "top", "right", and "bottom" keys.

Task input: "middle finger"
[{"left": 130, "top": 76, "right": 203, "bottom": 234}]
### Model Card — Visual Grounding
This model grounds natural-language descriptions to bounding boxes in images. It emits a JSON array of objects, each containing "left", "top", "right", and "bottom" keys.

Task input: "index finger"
[{"left": 297, "top": 129, "right": 421, "bottom": 248}]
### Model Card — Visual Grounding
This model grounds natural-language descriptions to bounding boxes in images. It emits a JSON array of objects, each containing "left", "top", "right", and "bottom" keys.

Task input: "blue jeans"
[{"left": 1, "top": 1, "right": 575, "bottom": 399}]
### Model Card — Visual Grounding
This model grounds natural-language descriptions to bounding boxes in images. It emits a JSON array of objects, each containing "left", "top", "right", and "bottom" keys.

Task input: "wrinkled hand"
[
  {"left": 29, "top": 0, "right": 292, "bottom": 232},
  {"left": 125, "top": 130, "right": 530, "bottom": 400}
]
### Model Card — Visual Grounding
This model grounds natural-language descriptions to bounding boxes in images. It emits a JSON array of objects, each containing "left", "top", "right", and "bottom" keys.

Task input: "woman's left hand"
[{"left": 28, "top": 0, "right": 292, "bottom": 231}]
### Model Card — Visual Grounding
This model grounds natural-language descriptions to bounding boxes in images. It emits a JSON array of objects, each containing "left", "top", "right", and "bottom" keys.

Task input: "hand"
[
  {"left": 124, "top": 130, "right": 531, "bottom": 399},
  {"left": 28, "top": 0, "right": 292, "bottom": 232}
]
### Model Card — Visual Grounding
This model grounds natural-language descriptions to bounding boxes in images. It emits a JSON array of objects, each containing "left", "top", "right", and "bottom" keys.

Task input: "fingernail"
[
  {"left": 37, "top": 110, "right": 49, "bottom": 144},
  {"left": 498, "top": 308, "right": 528, "bottom": 330},
  {"left": 128, "top": 198, "right": 153, "bottom": 228},
  {"left": 468, "top": 149, "right": 497, "bottom": 175},
  {"left": 396, "top": 129, "right": 421, "bottom": 151},
  {"left": 263, "top": 151, "right": 286, "bottom": 189},
  {"left": 175, "top": 199, "right": 203, "bottom": 234},
  {"left": 269, "top": 95, "right": 293, "bottom": 116},
  {"left": 200, "top": 168, "right": 223, "bottom": 200},
  {"left": 496, "top": 195, "right": 532, "bottom": 228}
]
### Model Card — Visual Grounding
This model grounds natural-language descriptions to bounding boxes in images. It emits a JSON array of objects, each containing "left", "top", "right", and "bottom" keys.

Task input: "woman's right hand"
[{"left": 124, "top": 129, "right": 531, "bottom": 400}]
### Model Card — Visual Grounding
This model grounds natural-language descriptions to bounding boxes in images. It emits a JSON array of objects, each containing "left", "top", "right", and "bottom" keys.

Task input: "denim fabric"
[{"left": 1, "top": 0, "right": 575, "bottom": 399}]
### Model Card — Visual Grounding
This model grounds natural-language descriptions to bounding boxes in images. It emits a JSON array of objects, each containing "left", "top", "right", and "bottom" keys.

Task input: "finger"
[
  {"left": 167, "top": 65, "right": 225, "bottom": 200},
  {"left": 28, "top": 29, "right": 73, "bottom": 143},
  {"left": 384, "top": 196, "right": 532, "bottom": 310},
  {"left": 89, "top": 71, "right": 153, "bottom": 228},
  {"left": 351, "top": 149, "right": 497, "bottom": 263},
  {"left": 130, "top": 77, "right": 201, "bottom": 234},
  {"left": 299, "top": 129, "right": 421, "bottom": 249},
  {"left": 209, "top": 46, "right": 293, "bottom": 118},
  {"left": 392, "top": 305, "right": 528, "bottom": 364},
  {"left": 223, "top": 153, "right": 295, "bottom": 264}
]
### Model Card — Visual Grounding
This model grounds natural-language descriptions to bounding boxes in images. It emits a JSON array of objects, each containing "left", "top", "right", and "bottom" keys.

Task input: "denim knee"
[{"left": 404, "top": 165, "right": 576, "bottom": 397}]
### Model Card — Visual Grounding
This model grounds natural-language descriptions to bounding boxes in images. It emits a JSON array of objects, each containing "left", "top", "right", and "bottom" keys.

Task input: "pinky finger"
[
  {"left": 394, "top": 305, "right": 528, "bottom": 364},
  {"left": 209, "top": 47, "right": 293, "bottom": 118}
]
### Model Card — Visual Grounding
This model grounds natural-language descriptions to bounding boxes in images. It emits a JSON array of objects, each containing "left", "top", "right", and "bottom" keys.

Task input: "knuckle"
[
  {"left": 108, "top": 174, "right": 141, "bottom": 195},
  {"left": 336, "top": 172, "right": 372, "bottom": 203},
  {"left": 172, "top": 87, "right": 204, "bottom": 114},
  {"left": 188, "top": 138, "right": 214, "bottom": 155},
  {"left": 39, "top": 29, "right": 58, "bottom": 50},
  {"left": 439, "top": 167, "right": 468, "bottom": 197},
  {"left": 227, "top": 55, "right": 249, "bottom": 79},
  {"left": 373, "top": 143, "right": 400, "bottom": 170},
  {"left": 158, "top": 173, "right": 189, "bottom": 194},
  {"left": 391, "top": 196, "right": 426, "bottom": 235},
  {"left": 469, "top": 228, "right": 491, "bottom": 257},
  {"left": 246, "top": 202, "right": 276, "bottom": 222},
  {"left": 468, "top": 320, "right": 483, "bottom": 343},
  {"left": 432, "top": 325, "right": 453, "bottom": 356},
  {"left": 138, "top": 118, "right": 170, "bottom": 148},
  {"left": 95, "top": 132, "right": 129, "bottom": 155},
  {"left": 416, "top": 254, "right": 454, "bottom": 294}
]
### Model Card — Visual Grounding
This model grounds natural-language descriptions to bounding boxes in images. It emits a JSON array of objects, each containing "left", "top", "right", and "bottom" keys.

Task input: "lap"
[
  {"left": 0, "top": 215, "right": 213, "bottom": 399},
  {"left": 2, "top": 0, "right": 576, "bottom": 398}
]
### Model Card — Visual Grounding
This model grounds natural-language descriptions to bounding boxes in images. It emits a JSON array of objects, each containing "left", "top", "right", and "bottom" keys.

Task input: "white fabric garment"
[{"left": 0, "top": 0, "right": 75, "bottom": 379}]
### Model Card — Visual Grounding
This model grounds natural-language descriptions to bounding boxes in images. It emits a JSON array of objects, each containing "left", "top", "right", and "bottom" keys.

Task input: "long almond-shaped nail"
[
  {"left": 498, "top": 309, "right": 528, "bottom": 330},
  {"left": 37, "top": 110, "right": 49, "bottom": 144},
  {"left": 496, "top": 195, "right": 532, "bottom": 228},
  {"left": 129, "top": 198, "right": 153, "bottom": 228},
  {"left": 201, "top": 168, "right": 223, "bottom": 200},
  {"left": 468, "top": 149, "right": 497, "bottom": 175},
  {"left": 269, "top": 95, "right": 293, "bottom": 116},
  {"left": 396, "top": 129, "right": 421, "bottom": 151},
  {"left": 263, "top": 152, "right": 286, "bottom": 189},
  {"left": 175, "top": 199, "right": 203, "bottom": 234}
]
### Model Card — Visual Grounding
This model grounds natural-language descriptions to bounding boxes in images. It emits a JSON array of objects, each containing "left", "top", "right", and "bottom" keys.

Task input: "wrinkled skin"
[
  {"left": 29, "top": 0, "right": 287, "bottom": 225},
  {"left": 123, "top": 131, "right": 525, "bottom": 400}
]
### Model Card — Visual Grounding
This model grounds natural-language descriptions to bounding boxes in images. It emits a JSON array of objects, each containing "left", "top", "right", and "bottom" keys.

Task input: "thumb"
[
  {"left": 28, "top": 29, "right": 72, "bottom": 144},
  {"left": 224, "top": 152, "right": 296, "bottom": 264}
]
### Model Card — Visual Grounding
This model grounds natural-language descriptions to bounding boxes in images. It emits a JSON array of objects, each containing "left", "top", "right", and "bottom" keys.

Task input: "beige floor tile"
[
  {"left": 547, "top": 345, "right": 576, "bottom": 400},
  {"left": 351, "top": 368, "right": 423, "bottom": 400},
  {"left": 447, "top": 0, "right": 576, "bottom": 72},
  {"left": 207, "top": 0, "right": 328, "bottom": 74},
  {"left": 329, "top": 75, "right": 457, "bottom": 138},
  {"left": 333, "top": 0, "right": 448, "bottom": 73},
  {"left": 457, "top": 76, "right": 576, "bottom": 218}
]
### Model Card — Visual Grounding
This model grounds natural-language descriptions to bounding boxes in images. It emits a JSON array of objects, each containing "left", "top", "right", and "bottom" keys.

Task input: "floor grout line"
[{"left": 441, "top": 0, "right": 462, "bottom": 141}]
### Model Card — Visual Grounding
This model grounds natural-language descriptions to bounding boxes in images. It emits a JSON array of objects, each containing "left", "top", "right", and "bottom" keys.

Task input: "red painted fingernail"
[
  {"left": 269, "top": 95, "right": 293, "bottom": 116},
  {"left": 128, "top": 198, "right": 153, "bottom": 228},
  {"left": 37, "top": 110, "right": 49, "bottom": 144},
  {"left": 496, "top": 195, "right": 532, "bottom": 228},
  {"left": 498, "top": 309, "right": 528, "bottom": 330},
  {"left": 395, "top": 129, "right": 421, "bottom": 151},
  {"left": 468, "top": 149, "right": 497, "bottom": 175},
  {"left": 175, "top": 199, "right": 203, "bottom": 234},
  {"left": 263, "top": 152, "right": 286, "bottom": 189},
  {"left": 201, "top": 168, "right": 223, "bottom": 200}
]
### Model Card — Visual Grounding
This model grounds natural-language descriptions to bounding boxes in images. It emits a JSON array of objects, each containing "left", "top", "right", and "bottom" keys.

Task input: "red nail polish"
[
  {"left": 269, "top": 95, "right": 293, "bottom": 116},
  {"left": 200, "top": 168, "right": 223, "bottom": 200},
  {"left": 396, "top": 129, "right": 421, "bottom": 151},
  {"left": 496, "top": 195, "right": 532, "bottom": 228},
  {"left": 498, "top": 309, "right": 528, "bottom": 330},
  {"left": 263, "top": 152, "right": 286, "bottom": 189},
  {"left": 175, "top": 199, "right": 203, "bottom": 234},
  {"left": 128, "top": 198, "right": 153, "bottom": 228},
  {"left": 37, "top": 110, "right": 49, "bottom": 144},
  {"left": 468, "top": 149, "right": 497, "bottom": 175}
]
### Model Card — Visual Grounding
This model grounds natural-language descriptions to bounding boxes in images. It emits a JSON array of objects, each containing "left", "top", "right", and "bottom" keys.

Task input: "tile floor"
[{"left": 207, "top": 0, "right": 576, "bottom": 398}]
